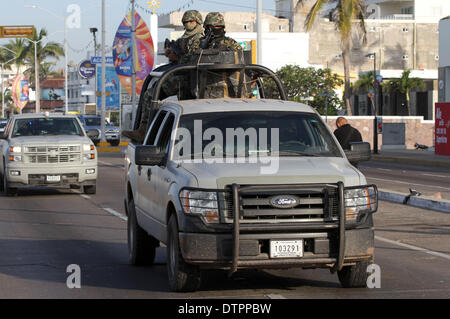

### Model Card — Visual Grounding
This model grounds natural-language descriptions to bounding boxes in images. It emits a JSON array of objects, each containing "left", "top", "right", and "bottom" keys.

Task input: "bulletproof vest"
[{"left": 186, "top": 50, "right": 251, "bottom": 99}]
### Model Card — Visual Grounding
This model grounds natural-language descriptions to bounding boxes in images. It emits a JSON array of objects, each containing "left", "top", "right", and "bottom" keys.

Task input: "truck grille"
[
  {"left": 220, "top": 185, "right": 339, "bottom": 224},
  {"left": 24, "top": 145, "right": 82, "bottom": 164}
]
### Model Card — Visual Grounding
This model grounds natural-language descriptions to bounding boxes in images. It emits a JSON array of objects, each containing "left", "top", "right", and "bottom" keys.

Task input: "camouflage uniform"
[
  {"left": 177, "top": 10, "right": 204, "bottom": 63},
  {"left": 191, "top": 12, "right": 243, "bottom": 52}
]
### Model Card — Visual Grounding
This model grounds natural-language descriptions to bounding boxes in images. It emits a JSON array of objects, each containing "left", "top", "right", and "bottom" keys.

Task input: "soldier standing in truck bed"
[{"left": 197, "top": 12, "right": 243, "bottom": 52}]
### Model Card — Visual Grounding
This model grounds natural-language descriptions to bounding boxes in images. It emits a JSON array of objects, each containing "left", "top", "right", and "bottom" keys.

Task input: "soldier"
[
  {"left": 177, "top": 10, "right": 204, "bottom": 62},
  {"left": 198, "top": 12, "right": 243, "bottom": 51},
  {"left": 121, "top": 41, "right": 181, "bottom": 143}
]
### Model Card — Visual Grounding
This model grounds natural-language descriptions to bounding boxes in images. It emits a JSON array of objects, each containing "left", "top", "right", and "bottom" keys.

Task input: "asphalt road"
[
  {"left": 0, "top": 153, "right": 449, "bottom": 299},
  {"left": 359, "top": 160, "right": 450, "bottom": 200}
]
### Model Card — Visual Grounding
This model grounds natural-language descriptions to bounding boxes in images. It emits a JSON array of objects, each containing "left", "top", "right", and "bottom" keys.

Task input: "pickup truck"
[
  {"left": 0, "top": 113, "right": 98, "bottom": 195},
  {"left": 124, "top": 53, "right": 378, "bottom": 292}
]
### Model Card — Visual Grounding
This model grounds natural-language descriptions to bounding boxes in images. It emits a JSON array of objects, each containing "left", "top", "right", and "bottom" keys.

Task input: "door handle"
[
  {"left": 147, "top": 168, "right": 152, "bottom": 181},
  {"left": 138, "top": 165, "right": 142, "bottom": 175}
]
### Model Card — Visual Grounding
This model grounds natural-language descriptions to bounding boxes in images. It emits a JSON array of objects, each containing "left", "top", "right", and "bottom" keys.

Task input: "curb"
[
  {"left": 379, "top": 190, "right": 450, "bottom": 213},
  {"left": 372, "top": 155, "right": 450, "bottom": 168}
]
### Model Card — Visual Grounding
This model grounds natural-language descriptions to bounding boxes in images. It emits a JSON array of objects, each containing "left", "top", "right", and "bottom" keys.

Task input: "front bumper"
[
  {"left": 5, "top": 164, "right": 97, "bottom": 187},
  {"left": 178, "top": 183, "right": 377, "bottom": 273}
]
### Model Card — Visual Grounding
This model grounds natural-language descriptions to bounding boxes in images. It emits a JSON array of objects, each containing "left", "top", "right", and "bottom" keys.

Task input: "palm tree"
[
  {"left": 353, "top": 71, "right": 375, "bottom": 114},
  {"left": 3, "top": 39, "right": 30, "bottom": 75},
  {"left": 295, "top": 0, "right": 367, "bottom": 115},
  {"left": 24, "top": 28, "right": 64, "bottom": 112},
  {"left": 384, "top": 70, "right": 425, "bottom": 116}
]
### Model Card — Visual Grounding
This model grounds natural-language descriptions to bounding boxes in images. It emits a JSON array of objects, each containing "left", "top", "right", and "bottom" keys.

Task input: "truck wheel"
[
  {"left": 167, "top": 215, "right": 201, "bottom": 292},
  {"left": 338, "top": 260, "right": 370, "bottom": 288},
  {"left": 110, "top": 140, "right": 120, "bottom": 147},
  {"left": 127, "top": 199, "right": 158, "bottom": 265},
  {"left": 2, "top": 167, "right": 17, "bottom": 196},
  {"left": 83, "top": 184, "right": 96, "bottom": 194}
]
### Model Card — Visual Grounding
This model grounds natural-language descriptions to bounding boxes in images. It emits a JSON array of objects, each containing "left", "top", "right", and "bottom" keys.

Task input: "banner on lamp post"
[
  {"left": 112, "top": 10, "right": 154, "bottom": 96},
  {"left": 11, "top": 74, "right": 29, "bottom": 111}
]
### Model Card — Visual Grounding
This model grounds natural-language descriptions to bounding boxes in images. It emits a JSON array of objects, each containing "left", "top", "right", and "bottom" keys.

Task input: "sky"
[{"left": 0, "top": 0, "right": 277, "bottom": 69}]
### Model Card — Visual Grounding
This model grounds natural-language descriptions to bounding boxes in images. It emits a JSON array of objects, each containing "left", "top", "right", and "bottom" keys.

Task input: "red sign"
[{"left": 435, "top": 103, "right": 450, "bottom": 156}]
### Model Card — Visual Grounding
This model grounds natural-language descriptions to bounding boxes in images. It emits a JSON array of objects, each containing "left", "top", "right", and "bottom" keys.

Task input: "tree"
[
  {"left": 353, "top": 71, "right": 375, "bottom": 114},
  {"left": 383, "top": 70, "right": 425, "bottom": 115},
  {"left": 264, "top": 65, "right": 344, "bottom": 115},
  {"left": 295, "top": 0, "right": 367, "bottom": 115},
  {"left": 2, "top": 39, "right": 30, "bottom": 75},
  {"left": 24, "top": 28, "right": 64, "bottom": 112}
]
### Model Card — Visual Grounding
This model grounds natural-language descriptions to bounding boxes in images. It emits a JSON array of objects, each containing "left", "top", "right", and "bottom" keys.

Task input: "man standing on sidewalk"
[{"left": 334, "top": 117, "right": 363, "bottom": 150}]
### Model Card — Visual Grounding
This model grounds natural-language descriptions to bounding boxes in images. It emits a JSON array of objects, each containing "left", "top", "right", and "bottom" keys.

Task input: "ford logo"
[{"left": 269, "top": 195, "right": 300, "bottom": 209}]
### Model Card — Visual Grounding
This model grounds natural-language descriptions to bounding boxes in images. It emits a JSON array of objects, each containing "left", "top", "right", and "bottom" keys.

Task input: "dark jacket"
[{"left": 334, "top": 124, "right": 363, "bottom": 150}]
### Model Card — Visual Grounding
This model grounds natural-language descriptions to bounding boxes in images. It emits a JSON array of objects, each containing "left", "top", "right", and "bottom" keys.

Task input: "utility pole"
[
  {"left": 101, "top": 0, "right": 106, "bottom": 142},
  {"left": 256, "top": 0, "right": 262, "bottom": 64},
  {"left": 131, "top": 0, "right": 136, "bottom": 115},
  {"left": 373, "top": 53, "right": 378, "bottom": 154}
]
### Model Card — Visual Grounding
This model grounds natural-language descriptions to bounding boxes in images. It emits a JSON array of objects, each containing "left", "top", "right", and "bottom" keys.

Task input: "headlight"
[
  {"left": 344, "top": 186, "right": 377, "bottom": 222},
  {"left": 9, "top": 146, "right": 22, "bottom": 153},
  {"left": 83, "top": 144, "right": 95, "bottom": 152},
  {"left": 179, "top": 190, "right": 219, "bottom": 223}
]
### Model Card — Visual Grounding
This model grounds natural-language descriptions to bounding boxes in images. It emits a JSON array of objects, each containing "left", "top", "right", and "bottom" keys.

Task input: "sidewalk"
[{"left": 372, "top": 149, "right": 450, "bottom": 168}]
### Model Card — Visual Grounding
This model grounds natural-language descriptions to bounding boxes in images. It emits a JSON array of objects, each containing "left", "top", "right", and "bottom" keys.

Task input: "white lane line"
[
  {"left": 103, "top": 207, "right": 128, "bottom": 221},
  {"left": 375, "top": 236, "right": 450, "bottom": 261},
  {"left": 98, "top": 160, "right": 125, "bottom": 169},
  {"left": 80, "top": 195, "right": 91, "bottom": 200},
  {"left": 367, "top": 177, "right": 450, "bottom": 191},
  {"left": 422, "top": 173, "right": 450, "bottom": 178},
  {"left": 377, "top": 168, "right": 392, "bottom": 172},
  {"left": 266, "top": 294, "right": 286, "bottom": 299}
]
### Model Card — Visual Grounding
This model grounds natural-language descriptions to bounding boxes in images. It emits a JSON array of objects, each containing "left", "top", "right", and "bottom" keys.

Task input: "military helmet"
[
  {"left": 182, "top": 10, "right": 203, "bottom": 25},
  {"left": 204, "top": 12, "right": 225, "bottom": 27}
]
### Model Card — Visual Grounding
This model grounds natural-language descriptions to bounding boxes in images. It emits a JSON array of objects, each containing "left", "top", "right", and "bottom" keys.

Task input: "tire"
[
  {"left": 2, "top": 165, "right": 17, "bottom": 196},
  {"left": 338, "top": 260, "right": 370, "bottom": 288},
  {"left": 110, "top": 140, "right": 120, "bottom": 147},
  {"left": 127, "top": 199, "right": 158, "bottom": 265},
  {"left": 83, "top": 184, "right": 96, "bottom": 194},
  {"left": 167, "top": 215, "right": 201, "bottom": 292}
]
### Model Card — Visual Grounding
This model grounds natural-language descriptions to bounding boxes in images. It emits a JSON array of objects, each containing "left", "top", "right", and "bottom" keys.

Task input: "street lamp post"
[
  {"left": 23, "top": 38, "right": 41, "bottom": 113},
  {"left": 0, "top": 46, "right": 17, "bottom": 118},
  {"left": 25, "top": 4, "right": 69, "bottom": 113},
  {"left": 368, "top": 52, "right": 379, "bottom": 154}
]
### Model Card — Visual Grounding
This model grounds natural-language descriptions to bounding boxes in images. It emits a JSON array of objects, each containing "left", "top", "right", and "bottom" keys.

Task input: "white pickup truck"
[
  {"left": 0, "top": 113, "right": 98, "bottom": 195},
  {"left": 124, "top": 53, "right": 378, "bottom": 292}
]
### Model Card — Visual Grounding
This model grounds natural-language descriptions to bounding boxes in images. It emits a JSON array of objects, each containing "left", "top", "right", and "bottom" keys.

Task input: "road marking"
[
  {"left": 375, "top": 236, "right": 450, "bottom": 261},
  {"left": 422, "top": 173, "right": 450, "bottom": 178},
  {"left": 367, "top": 177, "right": 450, "bottom": 191},
  {"left": 103, "top": 208, "right": 127, "bottom": 221},
  {"left": 98, "top": 160, "right": 124, "bottom": 169},
  {"left": 266, "top": 294, "right": 286, "bottom": 299},
  {"left": 377, "top": 168, "right": 392, "bottom": 172},
  {"left": 80, "top": 195, "right": 90, "bottom": 200}
]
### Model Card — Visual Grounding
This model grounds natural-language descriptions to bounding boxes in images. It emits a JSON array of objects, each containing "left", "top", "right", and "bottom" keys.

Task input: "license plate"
[
  {"left": 46, "top": 175, "right": 61, "bottom": 182},
  {"left": 270, "top": 240, "right": 303, "bottom": 258}
]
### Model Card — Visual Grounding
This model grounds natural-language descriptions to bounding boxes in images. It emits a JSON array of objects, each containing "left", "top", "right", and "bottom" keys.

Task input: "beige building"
[{"left": 158, "top": 1, "right": 448, "bottom": 119}]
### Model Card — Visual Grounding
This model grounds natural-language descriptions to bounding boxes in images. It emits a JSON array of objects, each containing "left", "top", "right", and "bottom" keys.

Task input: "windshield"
[
  {"left": 12, "top": 118, "right": 84, "bottom": 137},
  {"left": 84, "top": 117, "right": 110, "bottom": 126},
  {"left": 176, "top": 111, "right": 341, "bottom": 159}
]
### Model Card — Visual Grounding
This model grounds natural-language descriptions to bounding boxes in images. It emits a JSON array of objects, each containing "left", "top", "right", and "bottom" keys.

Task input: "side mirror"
[
  {"left": 86, "top": 129, "right": 99, "bottom": 138},
  {"left": 135, "top": 145, "right": 166, "bottom": 166},
  {"left": 345, "top": 142, "right": 371, "bottom": 166}
]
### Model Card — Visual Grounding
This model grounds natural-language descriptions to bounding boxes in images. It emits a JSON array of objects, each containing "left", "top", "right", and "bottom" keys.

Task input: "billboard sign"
[
  {"left": 435, "top": 102, "right": 450, "bottom": 156},
  {"left": 90, "top": 56, "right": 114, "bottom": 64},
  {"left": 79, "top": 60, "right": 96, "bottom": 79},
  {"left": 11, "top": 74, "right": 29, "bottom": 110},
  {"left": 112, "top": 10, "right": 154, "bottom": 96},
  {"left": 96, "top": 65, "right": 120, "bottom": 111}
]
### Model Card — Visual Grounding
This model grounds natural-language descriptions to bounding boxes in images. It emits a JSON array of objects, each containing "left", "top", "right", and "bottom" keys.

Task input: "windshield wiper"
[{"left": 276, "top": 151, "right": 321, "bottom": 157}]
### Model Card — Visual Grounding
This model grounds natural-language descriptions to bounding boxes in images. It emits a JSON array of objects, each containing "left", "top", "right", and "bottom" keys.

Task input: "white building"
[{"left": 438, "top": 16, "right": 450, "bottom": 102}]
